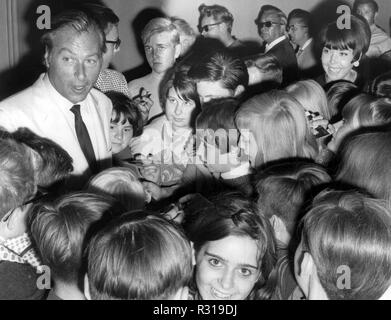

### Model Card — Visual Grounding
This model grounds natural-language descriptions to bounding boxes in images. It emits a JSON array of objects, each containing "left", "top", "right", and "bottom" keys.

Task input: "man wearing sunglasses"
[
  {"left": 255, "top": 5, "right": 298, "bottom": 86},
  {"left": 287, "top": 9, "right": 320, "bottom": 78}
]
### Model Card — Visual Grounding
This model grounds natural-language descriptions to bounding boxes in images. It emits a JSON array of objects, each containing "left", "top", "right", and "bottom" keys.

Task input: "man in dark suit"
[
  {"left": 288, "top": 9, "right": 322, "bottom": 79},
  {"left": 255, "top": 5, "right": 298, "bottom": 86}
]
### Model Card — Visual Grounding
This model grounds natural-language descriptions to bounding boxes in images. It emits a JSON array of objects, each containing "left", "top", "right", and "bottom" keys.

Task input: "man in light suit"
[
  {"left": 288, "top": 9, "right": 321, "bottom": 79},
  {"left": 0, "top": 10, "right": 112, "bottom": 189},
  {"left": 255, "top": 5, "right": 298, "bottom": 86}
]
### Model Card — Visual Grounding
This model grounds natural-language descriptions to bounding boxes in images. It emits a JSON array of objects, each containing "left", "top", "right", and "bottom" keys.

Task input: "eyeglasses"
[
  {"left": 286, "top": 25, "right": 308, "bottom": 32},
  {"left": 256, "top": 21, "right": 283, "bottom": 28},
  {"left": 106, "top": 38, "right": 121, "bottom": 49},
  {"left": 198, "top": 21, "right": 224, "bottom": 33}
]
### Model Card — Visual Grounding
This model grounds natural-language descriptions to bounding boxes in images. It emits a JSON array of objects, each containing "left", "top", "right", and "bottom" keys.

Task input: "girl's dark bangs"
[
  {"left": 174, "top": 81, "right": 197, "bottom": 103},
  {"left": 111, "top": 108, "right": 129, "bottom": 125},
  {"left": 111, "top": 109, "right": 122, "bottom": 123},
  {"left": 324, "top": 28, "right": 356, "bottom": 51}
]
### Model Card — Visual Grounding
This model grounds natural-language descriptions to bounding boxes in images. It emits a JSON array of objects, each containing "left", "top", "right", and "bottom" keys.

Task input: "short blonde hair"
[
  {"left": 141, "top": 17, "right": 180, "bottom": 45},
  {"left": 286, "top": 80, "right": 331, "bottom": 120},
  {"left": 235, "top": 90, "right": 318, "bottom": 168},
  {"left": 86, "top": 167, "right": 145, "bottom": 211}
]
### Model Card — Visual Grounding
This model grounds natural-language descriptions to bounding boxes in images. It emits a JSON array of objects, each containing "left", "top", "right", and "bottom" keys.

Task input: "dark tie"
[
  {"left": 70, "top": 104, "right": 98, "bottom": 173},
  {"left": 296, "top": 47, "right": 304, "bottom": 57}
]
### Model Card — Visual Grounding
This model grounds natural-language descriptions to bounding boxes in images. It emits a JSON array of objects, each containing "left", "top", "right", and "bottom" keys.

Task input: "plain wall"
[
  {"left": 1, "top": 0, "right": 390, "bottom": 99},
  {"left": 107, "top": 0, "right": 391, "bottom": 73}
]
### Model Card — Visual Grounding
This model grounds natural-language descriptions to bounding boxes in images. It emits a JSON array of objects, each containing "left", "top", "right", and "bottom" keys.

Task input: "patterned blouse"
[{"left": 94, "top": 69, "right": 130, "bottom": 97}]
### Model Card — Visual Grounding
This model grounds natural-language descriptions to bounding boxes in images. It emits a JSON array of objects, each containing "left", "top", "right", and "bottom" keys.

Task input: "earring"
[{"left": 353, "top": 61, "right": 359, "bottom": 67}]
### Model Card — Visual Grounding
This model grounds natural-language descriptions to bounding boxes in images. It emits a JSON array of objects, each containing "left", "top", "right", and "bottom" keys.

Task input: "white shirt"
[
  {"left": 0, "top": 73, "right": 112, "bottom": 184},
  {"left": 299, "top": 38, "right": 313, "bottom": 52},
  {"left": 265, "top": 35, "right": 287, "bottom": 53}
]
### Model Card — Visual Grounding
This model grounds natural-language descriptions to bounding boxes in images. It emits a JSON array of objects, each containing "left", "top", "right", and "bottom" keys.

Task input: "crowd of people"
[{"left": 1, "top": 0, "right": 391, "bottom": 300}]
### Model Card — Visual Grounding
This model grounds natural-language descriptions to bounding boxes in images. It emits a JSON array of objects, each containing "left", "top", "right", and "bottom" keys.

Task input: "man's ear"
[
  {"left": 43, "top": 49, "right": 50, "bottom": 68},
  {"left": 297, "top": 250, "right": 315, "bottom": 281},
  {"left": 234, "top": 85, "right": 245, "bottom": 97},
  {"left": 270, "top": 215, "right": 291, "bottom": 245},
  {"left": 299, "top": 251, "right": 330, "bottom": 300},
  {"left": 219, "top": 22, "right": 229, "bottom": 34},
  {"left": 174, "top": 43, "right": 182, "bottom": 60},
  {"left": 190, "top": 241, "right": 196, "bottom": 266},
  {"left": 84, "top": 274, "right": 91, "bottom": 300},
  {"left": 301, "top": 251, "right": 315, "bottom": 276}
]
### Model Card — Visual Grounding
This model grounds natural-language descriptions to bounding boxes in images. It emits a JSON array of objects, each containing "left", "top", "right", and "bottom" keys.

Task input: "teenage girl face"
[
  {"left": 165, "top": 87, "right": 197, "bottom": 131},
  {"left": 195, "top": 235, "right": 261, "bottom": 300},
  {"left": 321, "top": 46, "right": 356, "bottom": 82},
  {"left": 110, "top": 113, "right": 134, "bottom": 154}
]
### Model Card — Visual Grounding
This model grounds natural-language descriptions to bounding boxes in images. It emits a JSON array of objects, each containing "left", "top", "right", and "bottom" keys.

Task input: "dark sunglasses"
[
  {"left": 105, "top": 38, "right": 121, "bottom": 49},
  {"left": 256, "top": 21, "right": 282, "bottom": 28},
  {"left": 198, "top": 21, "right": 224, "bottom": 33}
]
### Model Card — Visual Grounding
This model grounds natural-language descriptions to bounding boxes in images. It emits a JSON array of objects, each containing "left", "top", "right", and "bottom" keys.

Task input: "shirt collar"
[
  {"left": 265, "top": 35, "right": 286, "bottom": 52},
  {"left": 43, "top": 73, "right": 89, "bottom": 109},
  {"left": 300, "top": 38, "right": 313, "bottom": 51}
]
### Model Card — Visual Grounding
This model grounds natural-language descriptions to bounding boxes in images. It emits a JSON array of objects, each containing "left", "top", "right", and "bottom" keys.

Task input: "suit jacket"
[
  {"left": 266, "top": 37, "right": 299, "bottom": 86},
  {"left": 0, "top": 73, "right": 112, "bottom": 188},
  {"left": 296, "top": 39, "right": 321, "bottom": 79}
]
